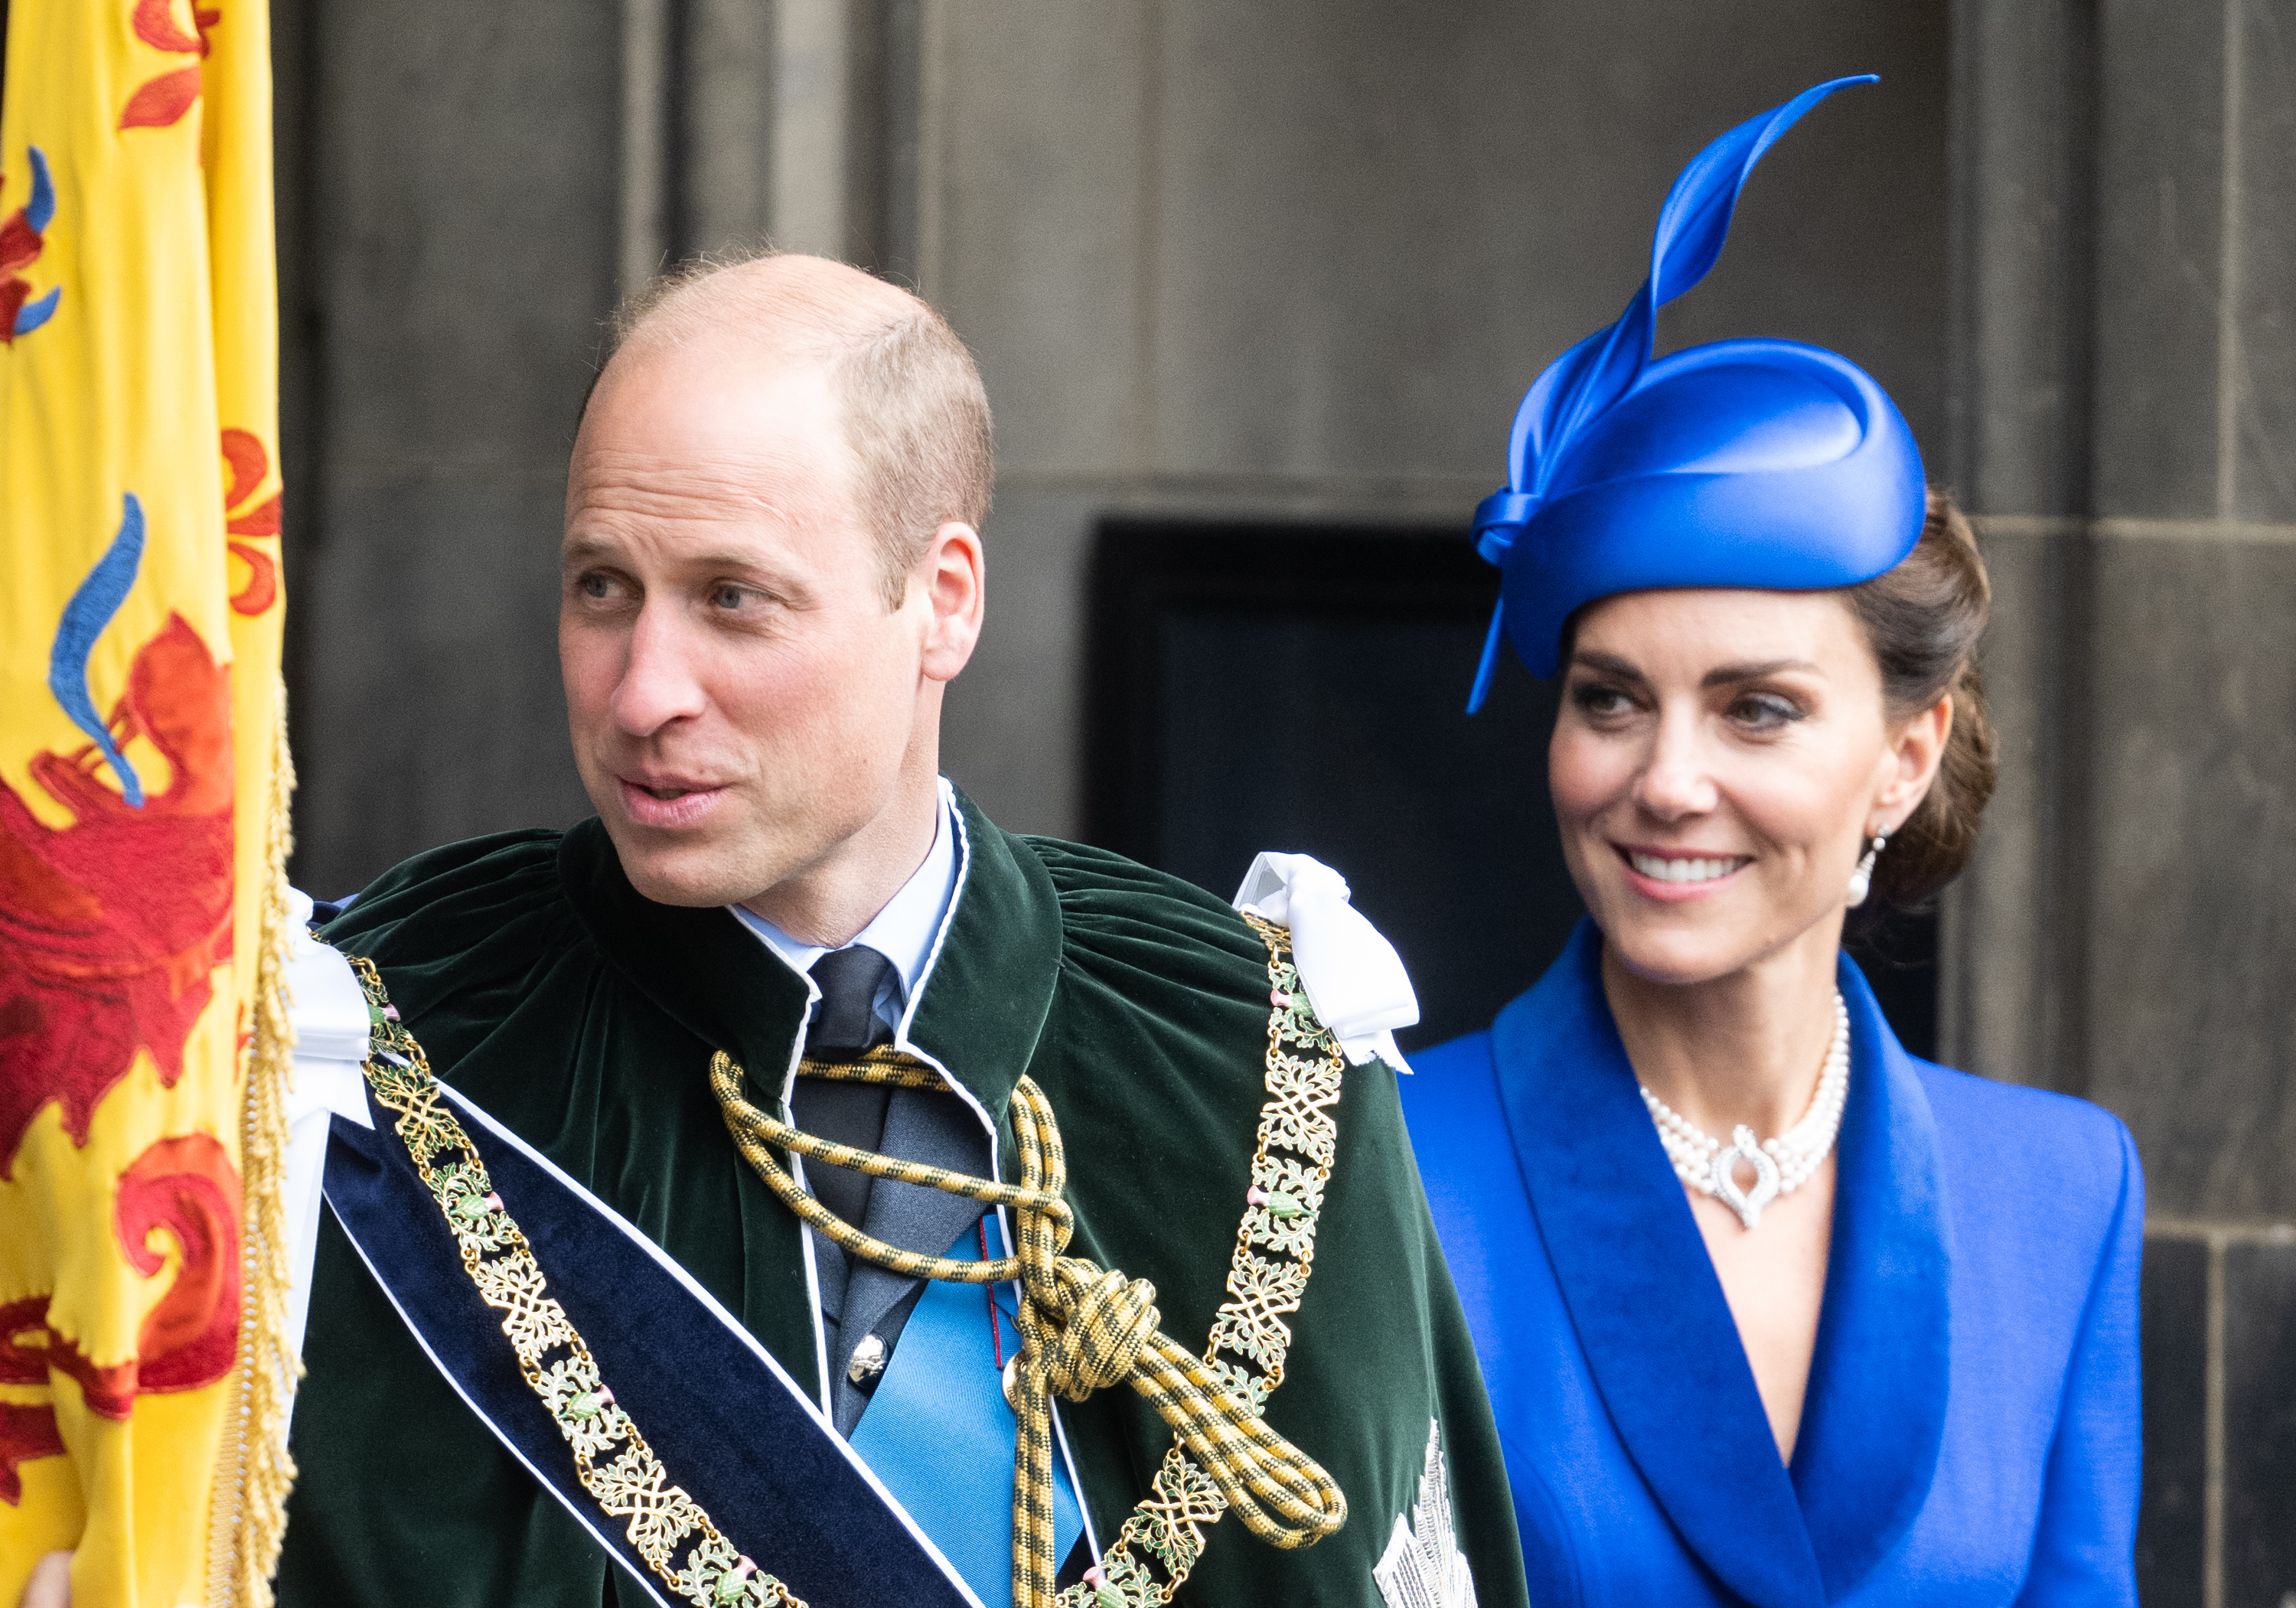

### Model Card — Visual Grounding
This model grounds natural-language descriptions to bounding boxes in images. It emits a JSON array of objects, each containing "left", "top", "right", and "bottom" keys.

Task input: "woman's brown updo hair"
[{"left": 1844, "top": 488, "right": 1997, "bottom": 908}]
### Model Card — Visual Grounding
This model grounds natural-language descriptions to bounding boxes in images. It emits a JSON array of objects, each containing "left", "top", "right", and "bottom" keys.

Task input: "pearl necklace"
[{"left": 1639, "top": 991, "right": 1851, "bottom": 1231}]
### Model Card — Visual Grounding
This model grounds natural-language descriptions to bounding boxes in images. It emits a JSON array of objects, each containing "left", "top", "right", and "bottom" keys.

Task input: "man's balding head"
[
  {"left": 560, "top": 252, "right": 989, "bottom": 928},
  {"left": 595, "top": 253, "right": 993, "bottom": 606}
]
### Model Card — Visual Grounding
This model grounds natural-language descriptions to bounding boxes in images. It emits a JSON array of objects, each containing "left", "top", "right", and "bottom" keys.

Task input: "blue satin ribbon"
[{"left": 849, "top": 1221, "right": 1087, "bottom": 1607}]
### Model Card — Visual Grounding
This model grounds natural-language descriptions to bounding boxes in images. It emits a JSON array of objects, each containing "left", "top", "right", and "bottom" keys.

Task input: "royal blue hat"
[{"left": 1466, "top": 75, "right": 1926, "bottom": 707}]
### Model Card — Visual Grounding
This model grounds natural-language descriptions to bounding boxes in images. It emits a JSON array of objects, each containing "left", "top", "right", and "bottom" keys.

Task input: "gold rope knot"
[
  {"left": 708, "top": 1050, "right": 1346, "bottom": 1608},
  {"left": 1026, "top": 1261, "right": 1156, "bottom": 1404}
]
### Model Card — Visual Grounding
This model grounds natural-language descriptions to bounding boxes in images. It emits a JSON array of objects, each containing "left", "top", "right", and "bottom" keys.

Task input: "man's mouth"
[
  {"left": 616, "top": 775, "right": 728, "bottom": 827},
  {"left": 1619, "top": 847, "right": 1751, "bottom": 884}
]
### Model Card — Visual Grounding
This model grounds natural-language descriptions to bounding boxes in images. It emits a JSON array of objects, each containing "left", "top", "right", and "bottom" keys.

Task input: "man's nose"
[
  {"left": 1633, "top": 705, "right": 1718, "bottom": 821},
  {"left": 610, "top": 603, "right": 708, "bottom": 736}
]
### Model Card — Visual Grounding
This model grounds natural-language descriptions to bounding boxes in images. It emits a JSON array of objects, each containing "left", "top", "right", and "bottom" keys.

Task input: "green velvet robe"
[{"left": 276, "top": 794, "right": 1526, "bottom": 1608}]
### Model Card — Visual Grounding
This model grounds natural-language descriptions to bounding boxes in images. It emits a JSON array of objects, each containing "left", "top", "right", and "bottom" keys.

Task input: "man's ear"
[
  {"left": 1877, "top": 693, "right": 1952, "bottom": 827},
  {"left": 916, "top": 520, "right": 984, "bottom": 683}
]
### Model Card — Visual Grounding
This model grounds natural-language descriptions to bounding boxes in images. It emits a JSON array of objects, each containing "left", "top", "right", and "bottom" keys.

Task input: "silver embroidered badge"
[{"left": 1373, "top": 1418, "right": 1479, "bottom": 1608}]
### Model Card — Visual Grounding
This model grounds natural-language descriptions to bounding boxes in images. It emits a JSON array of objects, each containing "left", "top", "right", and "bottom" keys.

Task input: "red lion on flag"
[{"left": 0, "top": 612, "right": 234, "bottom": 1175}]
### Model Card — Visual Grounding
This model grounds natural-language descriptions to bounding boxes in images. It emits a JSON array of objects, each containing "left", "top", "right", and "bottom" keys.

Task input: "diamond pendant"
[{"left": 1709, "top": 1125, "right": 1780, "bottom": 1231}]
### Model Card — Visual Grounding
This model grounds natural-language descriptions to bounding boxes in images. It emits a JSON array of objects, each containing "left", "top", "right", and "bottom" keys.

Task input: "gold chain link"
[{"left": 344, "top": 954, "right": 802, "bottom": 1608}]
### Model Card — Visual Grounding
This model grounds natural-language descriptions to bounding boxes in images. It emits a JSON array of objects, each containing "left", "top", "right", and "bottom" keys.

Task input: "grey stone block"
[
  {"left": 1147, "top": 0, "right": 1566, "bottom": 481},
  {"left": 1143, "top": 0, "right": 1948, "bottom": 482},
  {"left": 1945, "top": 0, "right": 2098, "bottom": 516},
  {"left": 2094, "top": 0, "right": 2232, "bottom": 519},
  {"left": 921, "top": 0, "right": 1949, "bottom": 488},
  {"left": 1946, "top": 520, "right": 2075, "bottom": 1085},
  {"left": 286, "top": 0, "right": 621, "bottom": 893},
  {"left": 2085, "top": 534, "right": 2296, "bottom": 1215},
  {"left": 2231, "top": 0, "right": 2296, "bottom": 524},
  {"left": 2136, "top": 1235, "right": 2206, "bottom": 1608},
  {"left": 307, "top": 0, "right": 620, "bottom": 466},
  {"left": 928, "top": 1, "right": 1151, "bottom": 480},
  {"left": 686, "top": 0, "right": 779, "bottom": 255},
  {"left": 295, "top": 471, "right": 592, "bottom": 895},
  {"left": 938, "top": 486, "right": 1104, "bottom": 837},
  {"left": 2226, "top": 1241, "right": 2296, "bottom": 1606}
]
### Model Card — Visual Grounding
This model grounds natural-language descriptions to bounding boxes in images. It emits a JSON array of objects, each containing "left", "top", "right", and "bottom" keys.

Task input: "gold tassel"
[{"left": 206, "top": 679, "right": 302, "bottom": 1606}]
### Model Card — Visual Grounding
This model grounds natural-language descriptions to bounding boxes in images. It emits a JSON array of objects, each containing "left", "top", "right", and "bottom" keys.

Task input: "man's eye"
[
  {"left": 576, "top": 572, "right": 618, "bottom": 600},
  {"left": 712, "top": 585, "right": 752, "bottom": 610}
]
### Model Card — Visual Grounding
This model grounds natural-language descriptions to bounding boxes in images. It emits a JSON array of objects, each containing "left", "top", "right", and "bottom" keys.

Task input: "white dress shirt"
[{"left": 730, "top": 779, "right": 960, "bottom": 1039}]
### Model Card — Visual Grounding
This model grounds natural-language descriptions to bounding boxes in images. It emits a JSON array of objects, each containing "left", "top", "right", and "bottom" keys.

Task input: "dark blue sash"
[{"left": 324, "top": 1078, "right": 980, "bottom": 1608}]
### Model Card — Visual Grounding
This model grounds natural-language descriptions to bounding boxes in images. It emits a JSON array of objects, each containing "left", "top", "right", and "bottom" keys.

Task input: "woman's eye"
[
  {"left": 1571, "top": 683, "right": 1636, "bottom": 719},
  {"left": 1730, "top": 693, "right": 1803, "bottom": 729}
]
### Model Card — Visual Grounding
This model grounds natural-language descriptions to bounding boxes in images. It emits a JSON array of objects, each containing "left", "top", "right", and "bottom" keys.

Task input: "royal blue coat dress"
[{"left": 1401, "top": 921, "right": 2142, "bottom": 1606}]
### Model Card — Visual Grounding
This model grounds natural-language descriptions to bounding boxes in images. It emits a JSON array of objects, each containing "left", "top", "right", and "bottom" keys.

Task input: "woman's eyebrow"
[
  {"left": 1570, "top": 651, "right": 1645, "bottom": 681},
  {"left": 1701, "top": 657, "right": 1821, "bottom": 687}
]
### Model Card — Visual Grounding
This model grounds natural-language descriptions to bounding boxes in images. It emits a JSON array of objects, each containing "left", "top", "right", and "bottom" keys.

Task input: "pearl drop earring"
[{"left": 1847, "top": 827, "right": 1889, "bottom": 908}]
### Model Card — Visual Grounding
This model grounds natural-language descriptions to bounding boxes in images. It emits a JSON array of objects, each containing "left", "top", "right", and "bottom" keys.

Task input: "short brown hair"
[
  {"left": 1844, "top": 487, "right": 1998, "bottom": 908},
  {"left": 600, "top": 250, "right": 993, "bottom": 608}
]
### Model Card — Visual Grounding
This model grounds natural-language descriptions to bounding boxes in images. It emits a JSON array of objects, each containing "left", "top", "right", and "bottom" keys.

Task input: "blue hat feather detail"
[{"left": 1467, "top": 74, "right": 1926, "bottom": 706}]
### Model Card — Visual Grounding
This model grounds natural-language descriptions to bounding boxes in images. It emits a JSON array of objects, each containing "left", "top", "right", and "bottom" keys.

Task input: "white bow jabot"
[
  {"left": 1231, "top": 852, "right": 1419, "bottom": 1073},
  {"left": 280, "top": 890, "right": 375, "bottom": 1365}
]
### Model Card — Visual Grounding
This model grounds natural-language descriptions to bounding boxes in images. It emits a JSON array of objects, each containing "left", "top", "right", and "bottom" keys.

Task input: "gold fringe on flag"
[{"left": 206, "top": 683, "right": 302, "bottom": 1607}]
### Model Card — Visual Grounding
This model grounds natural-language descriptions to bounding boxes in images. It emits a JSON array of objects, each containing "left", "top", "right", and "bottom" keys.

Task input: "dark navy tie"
[
  {"left": 807, "top": 944, "right": 896, "bottom": 1058},
  {"left": 795, "top": 946, "right": 900, "bottom": 1281}
]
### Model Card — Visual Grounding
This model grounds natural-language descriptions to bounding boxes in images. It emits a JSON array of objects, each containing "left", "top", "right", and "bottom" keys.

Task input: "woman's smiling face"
[{"left": 1548, "top": 586, "right": 1942, "bottom": 987}]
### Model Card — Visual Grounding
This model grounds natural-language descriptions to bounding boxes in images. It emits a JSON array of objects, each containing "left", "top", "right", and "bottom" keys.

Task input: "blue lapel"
[
  {"left": 1489, "top": 921, "right": 1952, "bottom": 1606},
  {"left": 1492, "top": 921, "right": 1823, "bottom": 1608},
  {"left": 1789, "top": 954, "right": 1951, "bottom": 1597}
]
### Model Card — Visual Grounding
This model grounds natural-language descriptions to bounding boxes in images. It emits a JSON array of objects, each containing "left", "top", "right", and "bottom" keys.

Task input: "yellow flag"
[{"left": 0, "top": 0, "right": 297, "bottom": 1602}]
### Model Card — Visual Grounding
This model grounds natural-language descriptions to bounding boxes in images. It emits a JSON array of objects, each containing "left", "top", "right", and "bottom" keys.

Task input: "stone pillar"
[
  {"left": 1947, "top": 2, "right": 2296, "bottom": 1601},
  {"left": 626, "top": 0, "right": 906, "bottom": 269}
]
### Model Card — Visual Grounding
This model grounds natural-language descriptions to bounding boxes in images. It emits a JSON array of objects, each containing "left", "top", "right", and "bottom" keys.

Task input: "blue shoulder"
[
  {"left": 1396, "top": 1029, "right": 1497, "bottom": 1130},
  {"left": 1916, "top": 1058, "right": 2141, "bottom": 1227},
  {"left": 1408, "top": 1029, "right": 1494, "bottom": 1081},
  {"left": 1917, "top": 1058, "right": 2131, "bottom": 1156}
]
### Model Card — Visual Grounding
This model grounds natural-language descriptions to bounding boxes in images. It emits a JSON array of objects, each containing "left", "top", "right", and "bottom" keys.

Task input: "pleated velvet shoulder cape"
[
  {"left": 274, "top": 794, "right": 1528, "bottom": 1608},
  {"left": 1400, "top": 921, "right": 2141, "bottom": 1607}
]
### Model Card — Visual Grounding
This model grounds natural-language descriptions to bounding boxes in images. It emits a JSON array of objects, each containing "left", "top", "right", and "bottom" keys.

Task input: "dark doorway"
[{"left": 1083, "top": 517, "right": 1939, "bottom": 1058}]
